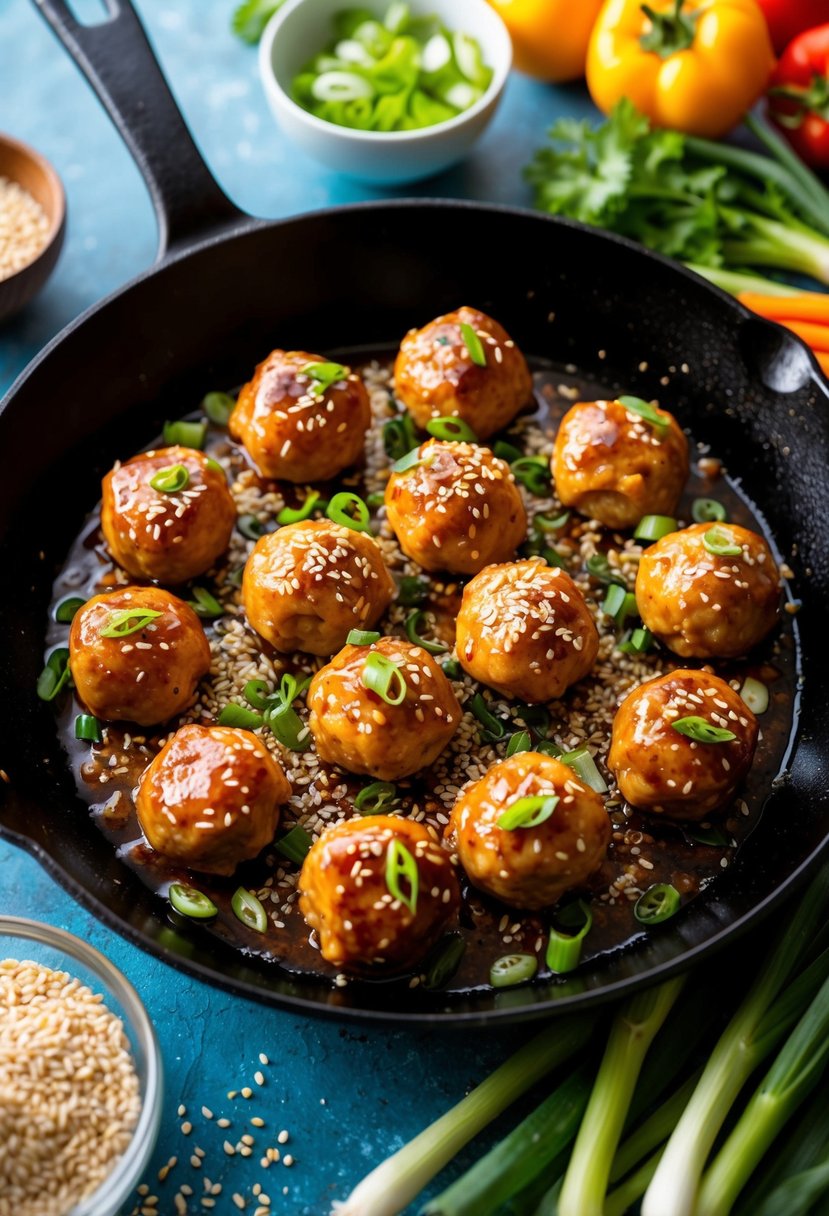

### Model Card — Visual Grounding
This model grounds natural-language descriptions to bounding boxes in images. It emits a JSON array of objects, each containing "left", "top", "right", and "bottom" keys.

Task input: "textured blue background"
[{"left": 1, "top": 3, "right": 600, "bottom": 1212}]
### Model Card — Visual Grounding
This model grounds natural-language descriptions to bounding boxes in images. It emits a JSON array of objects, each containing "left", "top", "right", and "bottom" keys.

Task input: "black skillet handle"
[{"left": 32, "top": 0, "right": 248, "bottom": 260}]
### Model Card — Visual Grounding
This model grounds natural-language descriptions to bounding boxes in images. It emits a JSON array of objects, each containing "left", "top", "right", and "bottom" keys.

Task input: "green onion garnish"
[
  {"left": 498, "top": 794, "right": 559, "bottom": 831},
  {"left": 459, "top": 322, "right": 487, "bottom": 367},
  {"left": 547, "top": 900, "right": 593, "bottom": 974},
  {"left": 238, "top": 514, "right": 266, "bottom": 541},
  {"left": 740, "top": 676, "right": 769, "bottom": 715},
  {"left": 367, "top": 491, "right": 385, "bottom": 510},
  {"left": 490, "top": 953, "right": 537, "bottom": 988},
  {"left": 405, "top": 609, "right": 447, "bottom": 656},
  {"left": 469, "top": 693, "right": 507, "bottom": 742},
  {"left": 99, "top": 608, "right": 163, "bottom": 638},
  {"left": 217, "top": 703, "right": 264, "bottom": 730},
  {"left": 277, "top": 490, "right": 321, "bottom": 526},
  {"left": 618, "top": 394, "right": 668, "bottom": 437},
  {"left": 385, "top": 839, "right": 418, "bottom": 914},
  {"left": 703, "top": 526, "right": 742, "bottom": 557},
  {"left": 205, "top": 457, "right": 225, "bottom": 477},
  {"left": 264, "top": 701, "right": 308, "bottom": 751},
  {"left": 163, "top": 419, "right": 207, "bottom": 449},
  {"left": 243, "top": 680, "right": 271, "bottom": 710},
  {"left": 493, "top": 440, "right": 522, "bottom": 464},
  {"left": 187, "top": 587, "right": 223, "bottom": 619},
  {"left": 534, "top": 511, "right": 570, "bottom": 533},
  {"left": 442, "top": 657, "right": 463, "bottom": 680},
  {"left": 602, "top": 584, "right": 638, "bottom": 626},
  {"left": 275, "top": 826, "right": 313, "bottom": 864},
  {"left": 347, "top": 629, "right": 381, "bottom": 646},
  {"left": 36, "top": 648, "right": 72, "bottom": 702},
  {"left": 397, "top": 575, "right": 429, "bottom": 607},
  {"left": 355, "top": 781, "right": 398, "bottom": 814},
  {"left": 692, "top": 498, "right": 727, "bottom": 524},
  {"left": 169, "top": 882, "right": 218, "bottom": 920},
  {"left": 383, "top": 414, "right": 418, "bottom": 461},
  {"left": 511, "top": 456, "right": 551, "bottom": 497},
  {"left": 537, "top": 740, "right": 564, "bottom": 758},
  {"left": 689, "top": 825, "right": 729, "bottom": 847},
  {"left": 425, "top": 417, "right": 478, "bottom": 443},
  {"left": 362, "top": 653, "right": 407, "bottom": 705},
  {"left": 326, "top": 491, "right": 371, "bottom": 533},
  {"left": 54, "top": 596, "right": 86, "bottom": 623},
  {"left": 514, "top": 703, "right": 551, "bottom": 739},
  {"left": 506, "top": 730, "right": 532, "bottom": 757},
  {"left": 618, "top": 626, "right": 654, "bottom": 655},
  {"left": 561, "top": 746, "right": 608, "bottom": 793},
  {"left": 231, "top": 886, "right": 268, "bottom": 933},
  {"left": 392, "top": 447, "right": 425, "bottom": 474},
  {"left": 585, "top": 553, "right": 627, "bottom": 587},
  {"left": 202, "top": 391, "right": 235, "bottom": 426},
  {"left": 672, "top": 716, "right": 737, "bottom": 744},
  {"left": 74, "top": 714, "right": 102, "bottom": 743},
  {"left": 634, "top": 514, "right": 677, "bottom": 542},
  {"left": 423, "top": 933, "right": 466, "bottom": 990},
  {"left": 634, "top": 883, "right": 681, "bottom": 925},
  {"left": 278, "top": 672, "right": 312, "bottom": 706},
  {"left": 301, "top": 361, "right": 350, "bottom": 394}
]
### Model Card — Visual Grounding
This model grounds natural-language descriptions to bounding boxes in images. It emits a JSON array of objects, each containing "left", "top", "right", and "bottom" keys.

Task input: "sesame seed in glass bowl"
[{"left": 0, "top": 917, "right": 162, "bottom": 1216}]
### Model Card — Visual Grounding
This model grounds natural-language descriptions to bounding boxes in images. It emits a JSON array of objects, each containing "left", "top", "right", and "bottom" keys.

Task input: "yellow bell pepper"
[
  {"left": 487, "top": 0, "right": 606, "bottom": 82},
  {"left": 587, "top": 0, "right": 775, "bottom": 138}
]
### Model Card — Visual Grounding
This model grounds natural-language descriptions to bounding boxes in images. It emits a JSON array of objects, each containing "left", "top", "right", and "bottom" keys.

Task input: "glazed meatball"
[
  {"left": 243, "top": 520, "right": 394, "bottom": 657},
  {"left": 608, "top": 670, "right": 758, "bottom": 820},
  {"left": 299, "top": 815, "right": 460, "bottom": 971},
  {"left": 393, "top": 306, "right": 533, "bottom": 439},
  {"left": 135, "top": 724, "right": 290, "bottom": 874},
  {"left": 384, "top": 439, "right": 527, "bottom": 575},
  {"left": 552, "top": 398, "right": 689, "bottom": 531},
  {"left": 636, "top": 522, "right": 781, "bottom": 659},
  {"left": 101, "top": 445, "right": 236, "bottom": 584},
  {"left": 456, "top": 559, "right": 599, "bottom": 703},
  {"left": 229, "top": 350, "right": 370, "bottom": 482},
  {"left": 307, "top": 637, "right": 460, "bottom": 780},
  {"left": 69, "top": 586, "right": 210, "bottom": 727},
  {"left": 447, "top": 753, "right": 610, "bottom": 910}
]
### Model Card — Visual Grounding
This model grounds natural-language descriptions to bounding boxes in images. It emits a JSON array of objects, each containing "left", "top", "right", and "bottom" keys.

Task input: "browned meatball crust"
[
  {"left": 243, "top": 519, "right": 394, "bottom": 657},
  {"left": 229, "top": 350, "right": 370, "bottom": 482},
  {"left": 69, "top": 586, "right": 210, "bottom": 727},
  {"left": 446, "top": 753, "right": 610, "bottom": 910},
  {"left": 552, "top": 398, "right": 689, "bottom": 530},
  {"left": 307, "top": 637, "right": 461, "bottom": 781},
  {"left": 456, "top": 558, "right": 600, "bottom": 703},
  {"left": 101, "top": 446, "right": 236, "bottom": 584},
  {"left": 384, "top": 439, "right": 527, "bottom": 575},
  {"left": 393, "top": 307, "right": 534, "bottom": 439},
  {"left": 299, "top": 815, "right": 459, "bottom": 971},
  {"left": 636, "top": 522, "right": 781, "bottom": 659},
  {"left": 608, "top": 669, "right": 758, "bottom": 820},
  {"left": 136, "top": 724, "right": 290, "bottom": 875}
]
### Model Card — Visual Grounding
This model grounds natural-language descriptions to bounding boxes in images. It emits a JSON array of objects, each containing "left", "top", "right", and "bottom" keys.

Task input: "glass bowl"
[{"left": 0, "top": 916, "right": 163, "bottom": 1216}]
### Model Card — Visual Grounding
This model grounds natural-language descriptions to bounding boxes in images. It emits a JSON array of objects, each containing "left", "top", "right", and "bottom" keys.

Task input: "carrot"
[
  {"left": 777, "top": 319, "right": 829, "bottom": 353},
  {"left": 738, "top": 291, "right": 829, "bottom": 323}
]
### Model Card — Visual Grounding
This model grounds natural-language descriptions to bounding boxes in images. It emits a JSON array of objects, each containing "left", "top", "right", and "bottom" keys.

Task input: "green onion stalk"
[
  {"left": 557, "top": 976, "right": 684, "bottom": 1216},
  {"left": 735, "top": 1085, "right": 829, "bottom": 1216},
  {"left": 330, "top": 1017, "right": 596, "bottom": 1216}
]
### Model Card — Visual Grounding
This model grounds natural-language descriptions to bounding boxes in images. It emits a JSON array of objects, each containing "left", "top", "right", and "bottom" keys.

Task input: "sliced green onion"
[
  {"left": 366, "top": 491, "right": 385, "bottom": 510},
  {"left": 228, "top": 566, "right": 245, "bottom": 587},
  {"left": 301, "top": 361, "right": 350, "bottom": 394},
  {"left": 703, "top": 526, "right": 743, "bottom": 557},
  {"left": 326, "top": 491, "right": 371, "bottom": 533},
  {"left": 618, "top": 394, "right": 669, "bottom": 437},
  {"left": 469, "top": 692, "right": 507, "bottom": 742},
  {"left": 506, "top": 730, "right": 532, "bottom": 757},
  {"left": 264, "top": 701, "right": 309, "bottom": 751},
  {"left": 561, "top": 746, "right": 608, "bottom": 793},
  {"left": 278, "top": 672, "right": 312, "bottom": 706},
  {"left": 169, "top": 882, "right": 218, "bottom": 920},
  {"left": 423, "top": 933, "right": 466, "bottom": 990},
  {"left": 205, "top": 457, "right": 225, "bottom": 477},
  {"left": 347, "top": 629, "right": 381, "bottom": 646},
  {"left": 498, "top": 794, "right": 559, "bottom": 831},
  {"left": 385, "top": 838, "right": 418, "bottom": 914},
  {"left": 618, "top": 626, "right": 654, "bottom": 655},
  {"left": 603, "top": 584, "right": 638, "bottom": 625},
  {"left": 634, "top": 884, "right": 681, "bottom": 925},
  {"left": 275, "top": 826, "right": 313, "bottom": 864},
  {"left": 491, "top": 953, "right": 537, "bottom": 988},
  {"left": 74, "top": 714, "right": 102, "bottom": 743},
  {"left": 689, "top": 825, "right": 730, "bottom": 847},
  {"left": 740, "top": 676, "right": 769, "bottom": 715},
  {"left": 692, "top": 497, "right": 727, "bottom": 524},
  {"left": 672, "top": 716, "right": 737, "bottom": 744},
  {"left": 514, "top": 703, "right": 551, "bottom": 739},
  {"left": 534, "top": 511, "right": 570, "bottom": 533},
  {"left": 585, "top": 553, "right": 627, "bottom": 587},
  {"left": 493, "top": 440, "right": 522, "bottom": 464},
  {"left": 459, "top": 322, "right": 487, "bottom": 367},
  {"left": 238, "top": 514, "right": 266, "bottom": 541},
  {"left": 362, "top": 653, "right": 407, "bottom": 705},
  {"left": 187, "top": 587, "right": 223, "bottom": 619},
  {"left": 392, "top": 447, "right": 425, "bottom": 474},
  {"left": 37, "top": 648, "right": 72, "bottom": 702},
  {"left": 277, "top": 490, "right": 321, "bottom": 526},
  {"left": 405, "top": 609, "right": 446, "bottom": 655},
  {"left": 54, "top": 596, "right": 85, "bottom": 623},
  {"left": 634, "top": 514, "right": 677, "bottom": 542},
  {"left": 202, "top": 391, "right": 235, "bottom": 426},
  {"left": 511, "top": 456, "right": 551, "bottom": 496},
  {"left": 383, "top": 414, "right": 417, "bottom": 461},
  {"left": 163, "top": 419, "right": 206, "bottom": 449},
  {"left": 547, "top": 900, "right": 593, "bottom": 974},
  {"left": 355, "top": 781, "right": 398, "bottom": 815},
  {"left": 217, "top": 703, "right": 264, "bottom": 729},
  {"left": 537, "top": 739, "right": 564, "bottom": 758},
  {"left": 397, "top": 575, "right": 429, "bottom": 607},
  {"left": 99, "top": 609, "right": 163, "bottom": 638},
  {"left": 243, "top": 680, "right": 271, "bottom": 710},
  {"left": 442, "top": 657, "right": 462, "bottom": 679},
  {"left": 425, "top": 417, "right": 478, "bottom": 443},
  {"left": 311, "top": 70, "right": 375, "bottom": 102},
  {"left": 231, "top": 887, "right": 268, "bottom": 933}
]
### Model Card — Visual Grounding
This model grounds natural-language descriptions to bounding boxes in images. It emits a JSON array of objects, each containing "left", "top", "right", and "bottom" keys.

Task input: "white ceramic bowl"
[{"left": 259, "top": 0, "right": 512, "bottom": 185}]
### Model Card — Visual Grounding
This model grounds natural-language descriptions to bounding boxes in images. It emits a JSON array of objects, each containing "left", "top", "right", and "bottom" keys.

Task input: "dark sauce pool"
[{"left": 46, "top": 356, "right": 799, "bottom": 996}]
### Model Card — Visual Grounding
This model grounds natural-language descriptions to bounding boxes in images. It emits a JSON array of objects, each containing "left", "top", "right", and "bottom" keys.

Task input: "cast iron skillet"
[{"left": 2, "top": 0, "right": 828, "bottom": 1025}]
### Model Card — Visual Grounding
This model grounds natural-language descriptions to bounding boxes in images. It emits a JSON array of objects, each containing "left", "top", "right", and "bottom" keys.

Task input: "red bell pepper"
[
  {"left": 767, "top": 24, "right": 829, "bottom": 170},
  {"left": 756, "top": 0, "right": 829, "bottom": 55}
]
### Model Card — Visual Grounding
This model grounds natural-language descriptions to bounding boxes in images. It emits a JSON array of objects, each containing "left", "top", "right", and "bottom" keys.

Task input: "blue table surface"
[{"left": 1, "top": 4, "right": 603, "bottom": 1213}]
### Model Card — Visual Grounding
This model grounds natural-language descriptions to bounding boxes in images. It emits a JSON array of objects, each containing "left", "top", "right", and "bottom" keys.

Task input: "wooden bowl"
[{"left": 0, "top": 133, "right": 66, "bottom": 325}]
